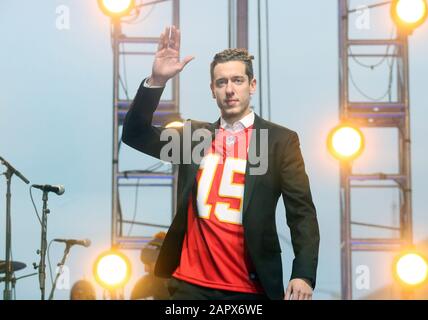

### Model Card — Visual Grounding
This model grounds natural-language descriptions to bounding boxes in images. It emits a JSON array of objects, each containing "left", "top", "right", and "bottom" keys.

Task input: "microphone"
[
  {"left": 32, "top": 184, "right": 65, "bottom": 195},
  {"left": 0, "top": 156, "right": 30, "bottom": 184},
  {"left": 53, "top": 238, "right": 91, "bottom": 248}
]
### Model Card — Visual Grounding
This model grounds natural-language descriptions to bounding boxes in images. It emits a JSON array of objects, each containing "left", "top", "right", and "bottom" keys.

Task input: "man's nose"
[{"left": 226, "top": 82, "right": 234, "bottom": 95}]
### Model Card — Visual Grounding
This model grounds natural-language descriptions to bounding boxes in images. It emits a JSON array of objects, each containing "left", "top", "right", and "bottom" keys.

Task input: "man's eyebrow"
[
  {"left": 215, "top": 75, "right": 245, "bottom": 81},
  {"left": 214, "top": 77, "right": 227, "bottom": 84}
]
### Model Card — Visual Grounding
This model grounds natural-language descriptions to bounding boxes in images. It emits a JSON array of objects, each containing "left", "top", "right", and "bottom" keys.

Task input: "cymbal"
[{"left": 0, "top": 260, "right": 26, "bottom": 273}]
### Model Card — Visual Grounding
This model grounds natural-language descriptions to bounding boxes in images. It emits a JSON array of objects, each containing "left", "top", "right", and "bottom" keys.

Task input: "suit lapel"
[{"left": 242, "top": 114, "right": 263, "bottom": 217}]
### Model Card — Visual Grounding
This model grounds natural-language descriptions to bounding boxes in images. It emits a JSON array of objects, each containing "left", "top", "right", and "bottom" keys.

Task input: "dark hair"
[{"left": 210, "top": 48, "right": 254, "bottom": 82}]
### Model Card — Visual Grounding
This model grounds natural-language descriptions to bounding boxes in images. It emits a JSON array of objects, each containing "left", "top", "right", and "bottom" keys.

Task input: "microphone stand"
[
  {"left": 11, "top": 272, "right": 38, "bottom": 298},
  {"left": 48, "top": 243, "right": 72, "bottom": 300},
  {"left": 38, "top": 190, "right": 50, "bottom": 300},
  {"left": 0, "top": 156, "right": 29, "bottom": 300}
]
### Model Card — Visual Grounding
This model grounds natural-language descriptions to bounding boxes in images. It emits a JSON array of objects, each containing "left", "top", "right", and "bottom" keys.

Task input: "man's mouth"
[{"left": 225, "top": 99, "right": 239, "bottom": 104}]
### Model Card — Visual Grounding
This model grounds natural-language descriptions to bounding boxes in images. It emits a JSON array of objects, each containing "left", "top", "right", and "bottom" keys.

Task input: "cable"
[
  {"left": 117, "top": 50, "right": 130, "bottom": 153},
  {"left": 386, "top": 44, "right": 397, "bottom": 102},
  {"left": 347, "top": 0, "right": 391, "bottom": 14},
  {"left": 348, "top": 50, "right": 396, "bottom": 102},
  {"left": 265, "top": 0, "right": 272, "bottom": 121},
  {"left": 123, "top": 160, "right": 171, "bottom": 235},
  {"left": 117, "top": 49, "right": 129, "bottom": 153},
  {"left": 348, "top": 67, "right": 392, "bottom": 101},
  {"left": 127, "top": 178, "right": 141, "bottom": 236},
  {"left": 11, "top": 248, "right": 16, "bottom": 299},
  {"left": 119, "top": 1, "right": 142, "bottom": 24},
  {"left": 47, "top": 239, "right": 55, "bottom": 287},
  {"left": 118, "top": 132, "right": 123, "bottom": 151},
  {"left": 124, "top": 1, "right": 156, "bottom": 25},
  {"left": 118, "top": 72, "right": 128, "bottom": 154},
  {"left": 120, "top": 43, "right": 130, "bottom": 101},
  {"left": 146, "top": 161, "right": 167, "bottom": 171},
  {"left": 109, "top": 22, "right": 115, "bottom": 51},
  {"left": 228, "top": 0, "right": 233, "bottom": 48},
  {"left": 118, "top": 188, "right": 123, "bottom": 236},
  {"left": 29, "top": 186, "right": 42, "bottom": 225},
  {"left": 348, "top": 27, "right": 396, "bottom": 70},
  {"left": 119, "top": 75, "right": 130, "bottom": 101},
  {"left": 257, "top": 0, "right": 263, "bottom": 118},
  {"left": 348, "top": 27, "right": 398, "bottom": 102},
  {"left": 122, "top": 162, "right": 172, "bottom": 177},
  {"left": 349, "top": 48, "right": 389, "bottom": 69},
  {"left": 112, "top": 1, "right": 158, "bottom": 153}
]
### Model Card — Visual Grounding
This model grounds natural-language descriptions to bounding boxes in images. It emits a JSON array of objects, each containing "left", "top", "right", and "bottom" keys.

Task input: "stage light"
[
  {"left": 98, "top": 0, "right": 135, "bottom": 18},
  {"left": 93, "top": 250, "right": 131, "bottom": 290},
  {"left": 165, "top": 121, "right": 184, "bottom": 129},
  {"left": 327, "top": 125, "right": 365, "bottom": 161},
  {"left": 391, "top": 0, "right": 428, "bottom": 32},
  {"left": 158, "top": 112, "right": 183, "bottom": 128},
  {"left": 394, "top": 252, "right": 428, "bottom": 286}
]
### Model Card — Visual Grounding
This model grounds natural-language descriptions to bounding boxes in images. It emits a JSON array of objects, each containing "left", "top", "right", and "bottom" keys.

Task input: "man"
[
  {"left": 130, "top": 232, "right": 170, "bottom": 300},
  {"left": 122, "top": 26, "right": 320, "bottom": 300}
]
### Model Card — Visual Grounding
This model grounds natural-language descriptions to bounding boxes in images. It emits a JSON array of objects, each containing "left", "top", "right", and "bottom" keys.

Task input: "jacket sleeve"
[
  {"left": 121, "top": 79, "right": 182, "bottom": 161},
  {"left": 280, "top": 131, "right": 320, "bottom": 289}
]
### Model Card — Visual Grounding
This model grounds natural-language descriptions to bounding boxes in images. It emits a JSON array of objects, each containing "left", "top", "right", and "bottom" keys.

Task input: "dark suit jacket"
[{"left": 122, "top": 81, "right": 320, "bottom": 300}]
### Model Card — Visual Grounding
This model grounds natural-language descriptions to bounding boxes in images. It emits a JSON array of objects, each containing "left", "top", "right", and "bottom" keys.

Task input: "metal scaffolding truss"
[
  {"left": 338, "top": 0, "right": 413, "bottom": 299},
  {"left": 110, "top": 0, "right": 180, "bottom": 249},
  {"left": 109, "top": 0, "right": 249, "bottom": 250}
]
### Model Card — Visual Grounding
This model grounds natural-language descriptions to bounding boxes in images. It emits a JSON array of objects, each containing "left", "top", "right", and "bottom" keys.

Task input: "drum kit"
[
  {"left": 0, "top": 260, "right": 34, "bottom": 297},
  {"left": 0, "top": 260, "right": 26, "bottom": 274}
]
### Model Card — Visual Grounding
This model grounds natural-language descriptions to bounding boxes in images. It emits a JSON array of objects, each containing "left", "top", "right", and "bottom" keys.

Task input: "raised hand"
[{"left": 149, "top": 25, "right": 194, "bottom": 87}]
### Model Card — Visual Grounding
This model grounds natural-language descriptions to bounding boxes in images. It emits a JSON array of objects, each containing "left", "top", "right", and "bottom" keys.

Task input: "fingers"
[
  {"left": 296, "top": 290, "right": 313, "bottom": 300},
  {"left": 301, "top": 293, "right": 312, "bottom": 300},
  {"left": 157, "top": 25, "right": 193, "bottom": 72},
  {"left": 284, "top": 286, "right": 292, "bottom": 300},
  {"left": 157, "top": 27, "right": 169, "bottom": 51},
  {"left": 292, "top": 291, "right": 299, "bottom": 300},
  {"left": 291, "top": 290, "right": 310, "bottom": 300},
  {"left": 159, "top": 25, "right": 186, "bottom": 52},
  {"left": 173, "top": 26, "right": 180, "bottom": 51},
  {"left": 284, "top": 286, "right": 313, "bottom": 300},
  {"left": 158, "top": 26, "right": 179, "bottom": 51},
  {"left": 179, "top": 55, "right": 195, "bottom": 70},
  {"left": 157, "top": 31, "right": 165, "bottom": 51},
  {"left": 161, "top": 26, "right": 169, "bottom": 50}
]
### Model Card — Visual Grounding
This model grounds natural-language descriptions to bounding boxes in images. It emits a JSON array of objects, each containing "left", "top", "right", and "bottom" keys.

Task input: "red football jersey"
[{"left": 173, "top": 125, "right": 264, "bottom": 293}]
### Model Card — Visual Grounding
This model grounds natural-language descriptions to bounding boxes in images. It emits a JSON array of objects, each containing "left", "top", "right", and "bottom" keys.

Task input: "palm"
[
  {"left": 151, "top": 26, "right": 194, "bottom": 84},
  {"left": 153, "top": 47, "right": 181, "bottom": 80}
]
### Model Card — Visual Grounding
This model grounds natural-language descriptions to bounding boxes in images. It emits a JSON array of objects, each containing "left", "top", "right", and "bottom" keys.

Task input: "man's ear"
[
  {"left": 250, "top": 78, "right": 257, "bottom": 95},
  {"left": 210, "top": 83, "right": 216, "bottom": 99}
]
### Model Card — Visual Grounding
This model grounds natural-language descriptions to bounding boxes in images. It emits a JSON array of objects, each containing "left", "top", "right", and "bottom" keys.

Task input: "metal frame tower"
[
  {"left": 338, "top": 0, "right": 413, "bottom": 299},
  {"left": 111, "top": 0, "right": 180, "bottom": 249}
]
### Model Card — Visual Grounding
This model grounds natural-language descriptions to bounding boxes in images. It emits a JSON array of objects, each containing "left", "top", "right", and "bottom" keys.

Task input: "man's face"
[{"left": 210, "top": 61, "right": 256, "bottom": 123}]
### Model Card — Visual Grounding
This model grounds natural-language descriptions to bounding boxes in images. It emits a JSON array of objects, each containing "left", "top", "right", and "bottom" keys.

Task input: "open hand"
[{"left": 149, "top": 25, "right": 194, "bottom": 86}]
